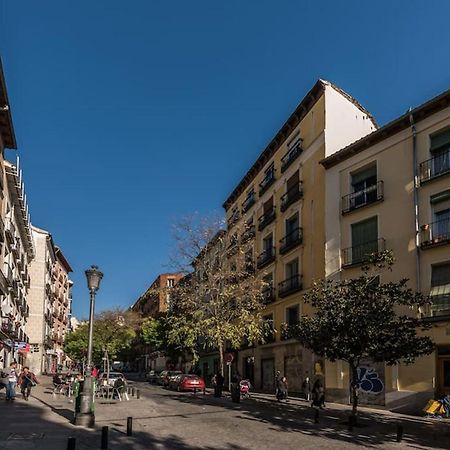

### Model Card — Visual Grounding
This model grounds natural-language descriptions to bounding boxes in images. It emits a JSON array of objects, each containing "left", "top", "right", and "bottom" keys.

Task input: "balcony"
[
  {"left": 258, "top": 208, "right": 276, "bottom": 231},
  {"left": 4, "top": 219, "right": 15, "bottom": 244},
  {"left": 279, "top": 227, "right": 303, "bottom": 254},
  {"left": 341, "top": 238, "right": 386, "bottom": 267},
  {"left": 259, "top": 170, "right": 276, "bottom": 196},
  {"left": 242, "top": 194, "right": 256, "bottom": 213},
  {"left": 44, "top": 336, "right": 53, "bottom": 349},
  {"left": 0, "top": 268, "right": 8, "bottom": 294},
  {"left": 242, "top": 225, "right": 256, "bottom": 242},
  {"left": 419, "top": 149, "right": 450, "bottom": 184},
  {"left": 421, "top": 218, "right": 450, "bottom": 248},
  {"left": 262, "top": 286, "right": 276, "bottom": 304},
  {"left": 280, "top": 182, "right": 303, "bottom": 212},
  {"left": 281, "top": 142, "right": 302, "bottom": 173},
  {"left": 341, "top": 181, "right": 384, "bottom": 214},
  {"left": 257, "top": 247, "right": 276, "bottom": 269},
  {"left": 278, "top": 274, "right": 303, "bottom": 298},
  {"left": 4, "top": 265, "right": 13, "bottom": 287},
  {"left": 227, "top": 212, "right": 240, "bottom": 229}
]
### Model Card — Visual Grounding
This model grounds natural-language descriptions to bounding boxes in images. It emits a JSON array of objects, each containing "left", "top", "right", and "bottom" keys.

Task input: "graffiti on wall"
[
  {"left": 355, "top": 359, "right": 385, "bottom": 406},
  {"left": 355, "top": 367, "right": 384, "bottom": 394}
]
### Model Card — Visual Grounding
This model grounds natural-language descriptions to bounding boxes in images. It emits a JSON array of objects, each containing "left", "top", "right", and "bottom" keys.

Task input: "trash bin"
[
  {"left": 73, "top": 379, "right": 83, "bottom": 417},
  {"left": 231, "top": 383, "right": 240, "bottom": 403}
]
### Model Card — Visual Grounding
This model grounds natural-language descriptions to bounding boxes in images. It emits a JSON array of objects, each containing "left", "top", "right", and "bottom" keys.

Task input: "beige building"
[
  {"left": 322, "top": 88, "right": 450, "bottom": 409},
  {"left": 26, "top": 226, "right": 56, "bottom": 374},
  {"left": 223, "top": 79, "right": 377, "bottom": 393}
]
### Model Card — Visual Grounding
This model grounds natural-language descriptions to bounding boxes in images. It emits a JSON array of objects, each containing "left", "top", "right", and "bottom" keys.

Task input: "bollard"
[
  {"left": 126, "top": 417, "right": 133, "bottom": 436},
  {"left": 396, "top": 424, "right": 403, "bottom": 443},
  {"left": 348, "top": 414, "right": 353, "bottom": 432},
  {"left": 101, "top": 426, "right": 108, "bottom": 450},
  {"left": 314, "top": 408, "right": 319, "bottom": 423},
  {"left": 131, "top": 387, "right": 135, "bottom": 397},
  {"left": 67, "top": 437, "right": 76, "bottom": 450},
  {"left": 136, "top": 389, "right": 140, "bottom": 399}
]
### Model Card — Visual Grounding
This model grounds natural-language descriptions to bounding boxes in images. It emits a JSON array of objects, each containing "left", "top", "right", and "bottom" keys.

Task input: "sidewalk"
[{"left": 0, "top": 379, "right": 147, "bottom": 449}]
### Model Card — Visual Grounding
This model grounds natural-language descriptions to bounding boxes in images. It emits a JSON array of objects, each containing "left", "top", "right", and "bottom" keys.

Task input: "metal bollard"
[
  {"left": 348, "top": 414, "right": 353, "bottom": 431},
  {"left": 136, "top": 389, "right": 140, "bottom": 399},
  {"left": 101, "top": 426, "right": 108, "bottom": 449},
  {"left": 314, "top": 408, "right": 319, "bottom": 423},
  {"left": 396, "top": 424, "right": 403, "bottom": 442},
  {"left": 126, "top": 417, "right": 133, "bottom": 436},
  {"left": 67, "top": 437, "right": 76, "bottom": 450},
  {"left": 131, "top": 387, "right": 135, "bottom": 397}
]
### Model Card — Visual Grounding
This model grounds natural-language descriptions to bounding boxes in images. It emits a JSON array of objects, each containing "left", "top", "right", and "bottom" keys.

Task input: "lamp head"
[{"left": 85, "top": 265, "right": 103, "bottom": 292}]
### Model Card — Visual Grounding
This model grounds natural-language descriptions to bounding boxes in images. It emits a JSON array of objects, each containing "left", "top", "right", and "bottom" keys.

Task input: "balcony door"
[
  {"left": 351, "top": 217, "right": 378, "bottom": 264},
  {"left": 286, "top": 258, "right": 299, "bottom": 281},
  {"left": 286, "top": 213, "right": 299, "bottom": 236},
  {"left": 430, "top": 128, "right": 450, "bottom": 176},
  {"left": 351, "top": 165, "right": 377, "bottom": 208}
]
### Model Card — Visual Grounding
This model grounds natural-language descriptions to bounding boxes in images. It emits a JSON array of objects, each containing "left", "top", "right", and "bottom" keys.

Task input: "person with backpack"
[{"left": 18, "top": 367, "right": 39, "bottom": 401}]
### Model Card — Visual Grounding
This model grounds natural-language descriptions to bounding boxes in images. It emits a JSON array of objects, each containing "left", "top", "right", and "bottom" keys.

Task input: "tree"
[
  {"left": 64, "top": 309, "right": 140, "bottom": 367},
  {"left": 141, "top": 317, "right": 165, "bottom": 351},
  {"left": 166, "top": 215, "right": 268, "bottom": 376},
  {"left": 288, "top": 251, "right": 434, "bottom": 421}
]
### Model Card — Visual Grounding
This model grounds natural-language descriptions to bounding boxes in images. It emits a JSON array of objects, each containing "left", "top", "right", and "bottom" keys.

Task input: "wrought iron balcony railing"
[
  {"left": 259, "top": 170, "right": 276, "bottom": 196},
  {"left": 421, "top": 218, "right": 450, "bottom": 248},
  {"left": 419, "top": 149, "right": 450, "bottom": 183},
  {"left": 258, "top": 208, "right": 276, "bottom": 231},
  {"left": 279, "top": 227, "right": 303, "bottom": 254},
  {"left": 281, "top": 142, "right": 302, "bottom": 173},
  {"left": 262, "top": 286, "right": 276, "bottom": 304},
  {"left": 341, "top": 238, "right": 386, "bottom": 267},
  {"left": 341, "top": 181, "right": 384, "bottom": 214},
  {"left": 242, "top": 194, "right": 256, "bottom": 212},
  {"left": 257, "top": 247, "right": 276, "bottom": 269},
  {"left": 280, "top": 182, "right": 303, "bottom": 212},
  {"left": 278, "top": 274, "right": 303, "bottom": 298}
]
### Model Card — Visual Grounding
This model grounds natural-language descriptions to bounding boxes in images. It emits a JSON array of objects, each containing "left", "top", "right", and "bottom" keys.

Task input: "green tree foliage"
[
  {"left": 140, "top": 317, "right": 165, "bottom": 350},
  {"left": 64, "top": 309, "right": 140, "bottom": 365},
  {"left": 167, "top": 215, "right": 268, "bottom": 376},
  {"left": 288, "top": 251, "right": 434, "bottom": 419}
]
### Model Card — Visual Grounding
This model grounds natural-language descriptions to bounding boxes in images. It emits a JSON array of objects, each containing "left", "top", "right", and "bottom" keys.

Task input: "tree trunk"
[
  {"left": 350, "top": 364, "right": 359, "bottom": 424},
  {"left": 218, "top": 342, "right": 224, "bottom": 377}
]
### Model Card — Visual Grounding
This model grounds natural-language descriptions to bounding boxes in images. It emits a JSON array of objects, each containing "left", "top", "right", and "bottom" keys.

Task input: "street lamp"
[{"left": 74, "top": 265, "right": 103, "bottom": 427}]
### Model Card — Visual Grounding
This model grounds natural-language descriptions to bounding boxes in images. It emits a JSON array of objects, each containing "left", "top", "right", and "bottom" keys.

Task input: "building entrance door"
[
  {"left": 261, "top": 358, "right": 275, "bottom": 392},
  {"left": 243, "top": 357, "right": 255, "bottom": 385},
  {"left": 437, "top": 356, "right": 450, "bottom": 396}
]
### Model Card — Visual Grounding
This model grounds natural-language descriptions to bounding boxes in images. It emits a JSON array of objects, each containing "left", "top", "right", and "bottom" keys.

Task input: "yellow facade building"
[
  {"left": 223, "top": 80, "right": 376, "bottom": 393},
  {"left": 322, "top": 88, "right": 450, "bottom": 410}
]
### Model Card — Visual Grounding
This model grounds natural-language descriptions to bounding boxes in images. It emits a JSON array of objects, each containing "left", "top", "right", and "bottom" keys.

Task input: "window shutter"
[
  {"left": 351, "top": 217, "right": 378, "bottom": 247},
  {"left": 430, "top": 129, "right": 450, "bottom": 152},
  {"left": 351, "top": 165, "right": 377, "bottom": 186}
]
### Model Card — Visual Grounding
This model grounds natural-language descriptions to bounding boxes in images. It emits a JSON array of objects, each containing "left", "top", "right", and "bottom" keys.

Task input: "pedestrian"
[
  {"left": 91, "top": 366, "right": 99, "bottom": 378},
  {"left": 18, "top": 367, "right": 38, "bottom": 401},
  {"left": 311, "top": 378, "right": 325, "bottom": 409},
  {"left": 275, "top": 370, "right": 281, "bottom": 399},
  {"left": 302, "top": 376, "right": 311, "bottom": 401},
  {"left": 1, "top": 360, "right": 18, "bottom": 401},
  {"left": 277, "top": 376, "right": 288, "bottom": 402}
]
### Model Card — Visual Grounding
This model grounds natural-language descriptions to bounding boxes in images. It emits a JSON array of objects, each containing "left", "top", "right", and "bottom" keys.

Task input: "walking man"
[
  {"left": 1, "top": 361, "right": 18, "bottom": 401},
  {"left": 18, "top": 367, "right": 38, "bottom": 401}
]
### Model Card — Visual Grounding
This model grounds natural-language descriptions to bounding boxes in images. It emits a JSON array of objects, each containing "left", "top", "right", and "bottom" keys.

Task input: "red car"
[{"left": 174, "top": 374, "right": 205, "bottom": 392}]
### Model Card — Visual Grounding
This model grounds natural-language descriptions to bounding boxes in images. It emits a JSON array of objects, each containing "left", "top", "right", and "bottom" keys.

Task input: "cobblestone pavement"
[{"left": 0, "top": 377, "right": 449, "bottom": 449}]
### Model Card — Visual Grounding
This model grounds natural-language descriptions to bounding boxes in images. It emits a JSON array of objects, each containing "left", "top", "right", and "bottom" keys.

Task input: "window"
[
  {"left": 259, "top": 163, "right": 276, "bottom": 194},
  {"left": 262, "top": 313, "right": 275, "bottom": 343},
  {"left": 431, "top": 129, "right": 450, "bottom": 175},
  {"left": 242, "top": 187, "right": 256, "bottom": 212},
  {"left": 286, "top": 213, "right": 299, "bottom": 235},
  {"left": 350, "top": 217, "right": 378, "bottom": 263},
  {"left": 167, "top": 278, "right": 175, "bottom": 288},
  {"left": 286, "top": 304, "right": 300, "bottom": 326},
  {"left": 263, "top": 233, "right": 273, "bottom": 252},
  {"left": 350, "top": 165, "right": 378, "bottom": 209},
  {"left": 430, "top": 263, "right": 450, "bottom": 316},
  {"left": 286, "top": 258, "right": 299, "bottom": 279},
  {"left": 281, "top": 171, "right": 302, "bottom": 211}
]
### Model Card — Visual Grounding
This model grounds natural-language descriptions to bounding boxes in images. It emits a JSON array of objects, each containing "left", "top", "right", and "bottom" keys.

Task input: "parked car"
[
  {"left": 172, "top": 374, "right": 206, "bottom": 392},
  {"left": 159, "top": 370, "right": 182, "bottom": 387},
  {"left": 145, "top": 370, "right": 161, "bottom": 384},
  {"left": 99, "top": 372, "right": 126, "bottom": 387}
]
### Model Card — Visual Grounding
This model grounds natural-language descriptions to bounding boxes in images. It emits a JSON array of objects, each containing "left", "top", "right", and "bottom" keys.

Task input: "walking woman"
[{"left": 18, "top": 367, "right": 38, "bottom": 401}]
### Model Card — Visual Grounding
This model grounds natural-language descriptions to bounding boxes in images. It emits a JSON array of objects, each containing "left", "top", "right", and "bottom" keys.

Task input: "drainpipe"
[{"left": 409, "top": 111, "right": 421, "bottom": 293}]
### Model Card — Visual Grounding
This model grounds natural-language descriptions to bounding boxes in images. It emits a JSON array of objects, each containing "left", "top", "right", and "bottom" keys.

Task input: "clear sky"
[{"left": 0, "top": 1, "right": 449, "bottom": 319}]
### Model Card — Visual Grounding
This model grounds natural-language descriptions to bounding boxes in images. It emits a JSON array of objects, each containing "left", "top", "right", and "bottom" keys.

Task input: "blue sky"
[{"left": 0, "top": 1, "right": 449, "bottom": 318}]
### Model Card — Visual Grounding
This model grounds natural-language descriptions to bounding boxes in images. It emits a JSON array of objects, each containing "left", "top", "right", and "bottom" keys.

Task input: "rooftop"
[{"left": 0, "top": 59, "right": 17, "bottom": 149}]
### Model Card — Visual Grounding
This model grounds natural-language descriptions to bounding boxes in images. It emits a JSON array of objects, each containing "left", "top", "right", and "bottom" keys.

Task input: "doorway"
[{"left": 437, "top": 356, "right": 450, "bottom": 396}]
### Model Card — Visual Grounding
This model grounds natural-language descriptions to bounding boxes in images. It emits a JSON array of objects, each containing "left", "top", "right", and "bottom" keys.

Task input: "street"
[{"left": 1, "top": 377, "right": 449, "bottom": 449}]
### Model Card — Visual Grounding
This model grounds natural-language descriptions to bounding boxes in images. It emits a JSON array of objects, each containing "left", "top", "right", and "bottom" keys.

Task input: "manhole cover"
[{"left": 8, "top": 433, "right": 45, "bottom": 440}]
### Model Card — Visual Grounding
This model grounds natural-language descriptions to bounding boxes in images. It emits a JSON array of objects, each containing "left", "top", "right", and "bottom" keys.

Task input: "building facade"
[
  {"left": 222, "top": 80, "right": 377, "bottom": 393},
  {"left": 322, "top": 88, "right": 450, "bottom": 410}
]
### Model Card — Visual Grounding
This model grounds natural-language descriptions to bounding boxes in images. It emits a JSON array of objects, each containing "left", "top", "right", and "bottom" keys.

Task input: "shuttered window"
[
  {"left": 351, "top": 217, "right": 378, "bottom": 263},
  {"left": 430, "top": 128, "right": 450, "bottom": 153},
  {"left": 430, "top": 263, "right": 450, "bottom": 315}
]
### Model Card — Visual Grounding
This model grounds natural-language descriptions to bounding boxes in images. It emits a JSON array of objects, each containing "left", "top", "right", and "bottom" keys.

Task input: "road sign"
[{"left": 225, "top": 353, "right": 234, "bottom": 364}]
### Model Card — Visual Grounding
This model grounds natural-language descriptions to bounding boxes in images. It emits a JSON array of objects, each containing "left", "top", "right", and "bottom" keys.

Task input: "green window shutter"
[
  {"left": 351, "top": 165, "right": 377, "bottom": 186},
  {"left": 430, "top": 189, "right": 450, "bottom": 204},
  {"left": 430, "top": 129, "right": 450, "bottom": 152},
  {"left": 351, "top": 217, "right": 378, "bottom": 247},
  {"left": 431, "top": 263, "right": 450, "bottom": 287}
]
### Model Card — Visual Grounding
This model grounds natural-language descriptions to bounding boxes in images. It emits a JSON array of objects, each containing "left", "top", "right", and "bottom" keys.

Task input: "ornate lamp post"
[{"left": 74, "top": 265, "right": 103, "bottom": 427}]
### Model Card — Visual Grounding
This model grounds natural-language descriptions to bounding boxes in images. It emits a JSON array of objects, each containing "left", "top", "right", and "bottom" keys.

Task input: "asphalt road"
[{"left": 101, "top": 380, "right": 449, "bottom": 450}]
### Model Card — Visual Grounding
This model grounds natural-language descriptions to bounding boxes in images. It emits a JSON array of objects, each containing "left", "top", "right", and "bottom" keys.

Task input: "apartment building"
[
  {"left": 51, "top": 246, "right": 73, "bottom": 370},
  {"left": 26, "top": 226, "right": 56, "bottom": 374},
  {"left": 131, "top": 273, "right": 184, "bottom": 371},
  {"left": 222, "top": 79, "right": 377, "bottom": 393},
  {"left": 321, "top": 88, "right": 450, "bottom": 409}
]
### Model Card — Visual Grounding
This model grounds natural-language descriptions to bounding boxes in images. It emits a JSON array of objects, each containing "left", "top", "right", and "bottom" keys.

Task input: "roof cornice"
[{"left": 0, "top": 58, "right": 17, "bottom": 149}]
